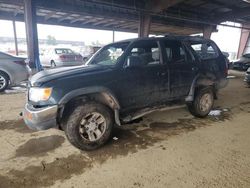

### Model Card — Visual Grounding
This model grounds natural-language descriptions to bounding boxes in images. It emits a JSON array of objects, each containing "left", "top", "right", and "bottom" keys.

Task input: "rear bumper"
[{"left": 23, "top": 104, "right": 58, "bottom": 130}]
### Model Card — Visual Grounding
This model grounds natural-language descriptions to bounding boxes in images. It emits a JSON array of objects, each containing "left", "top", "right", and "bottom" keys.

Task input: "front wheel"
[
  {"left": 187, "top": 87, "right": 214, "bottom": 118},
  {"left": 64, "top": 102, "right": 113, "bottom": 150},
  {"left": 0, "top": 71, "right": 9, "bottom": 92}
]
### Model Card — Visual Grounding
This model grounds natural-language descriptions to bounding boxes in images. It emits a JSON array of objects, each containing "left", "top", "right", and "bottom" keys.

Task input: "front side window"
[
  {"left": 127, "top": 40, "right": 160, "bottom": 66},
  {"left": 89, "top": 42, "right": 129, "bottom": 66},
  {"left": 190, "top": 42, "right": 219, "bottom": 60}
]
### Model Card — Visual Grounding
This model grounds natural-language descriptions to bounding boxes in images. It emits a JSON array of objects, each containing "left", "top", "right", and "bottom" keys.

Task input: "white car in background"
[
  {"left": 0, "top": 51, "right": 30, "bottom": 92},
  {"left": 40, "top": 48, "right": 84, "bottom": 67}
]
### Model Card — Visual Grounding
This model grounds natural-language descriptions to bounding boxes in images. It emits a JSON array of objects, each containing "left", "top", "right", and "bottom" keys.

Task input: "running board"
[{"left": 122, "top": 104, "right": 186, "bottom": 123}]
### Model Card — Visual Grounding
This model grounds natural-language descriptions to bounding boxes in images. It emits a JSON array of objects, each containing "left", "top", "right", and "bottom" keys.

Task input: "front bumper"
[{"left": 23, "top": 104, "right": 58, "bottom": 130}]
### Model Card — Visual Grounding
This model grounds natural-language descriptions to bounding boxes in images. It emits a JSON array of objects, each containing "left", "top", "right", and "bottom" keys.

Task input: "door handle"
[
  {"left": 192, "top": 67, "right": 198, "bottom": 71},
  {"left": 158, "top": 72, "right": 166, "bottom": 76}
]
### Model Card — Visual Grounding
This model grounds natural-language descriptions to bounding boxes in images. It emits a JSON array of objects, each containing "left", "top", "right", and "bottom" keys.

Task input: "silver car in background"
[
  {"left": 0, "top": 52, "right": 30, "bottom": 92},
  {"left": 40, "top": 48, "right": 84, "bottom": 67}
]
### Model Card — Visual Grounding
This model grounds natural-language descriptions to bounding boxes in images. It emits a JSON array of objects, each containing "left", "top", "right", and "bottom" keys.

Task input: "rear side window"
[
  {"left": 190, "top": 42, "right": 219, "bottom": 60},
  {"left": 163, "top": 40, "right": 187, "bottom": 63}
]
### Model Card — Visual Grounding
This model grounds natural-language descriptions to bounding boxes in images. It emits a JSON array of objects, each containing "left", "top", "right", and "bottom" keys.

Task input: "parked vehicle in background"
[
  {"left": 82, "top": 46, "right": 101, "bottom": 63},
  {"left": 40, "top": 48, "right": 84, "bottom": 67},
  {"left": 233, "top": 53, "right": 250, "bottom": 71},
  {"left": 244, "top": 67, "right": 250, "bottom": 87},
  {"left": 0, "top": 51, "right": 30, "bottom": 92},
  {"left": 23, "top": 36, "right": 228, "bottom": 150},
  {"left": 222, "top": 51, "right": 232, "bottom": 69}
]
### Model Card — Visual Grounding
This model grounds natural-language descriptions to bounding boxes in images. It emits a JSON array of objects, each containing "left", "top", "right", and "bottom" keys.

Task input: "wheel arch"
[
  {"left": 0, "top": 69, "right": 12, "bottom": 84},
  {"left": 58, "top": 86, "right": 121, "bottom": 126},
  {"left": 185, "top": 74, "right": 217, "bottom": 102}
]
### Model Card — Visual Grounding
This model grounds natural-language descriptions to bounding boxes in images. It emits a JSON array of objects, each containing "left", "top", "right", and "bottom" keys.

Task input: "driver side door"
[{"left": 116, "top": 40, "right": 165, "bottom": 112}]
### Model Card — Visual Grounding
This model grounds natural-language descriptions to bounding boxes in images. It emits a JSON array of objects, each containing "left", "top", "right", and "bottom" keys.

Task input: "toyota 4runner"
[{"left": 23, "top": 36, "right": 228, "bottom": 150}]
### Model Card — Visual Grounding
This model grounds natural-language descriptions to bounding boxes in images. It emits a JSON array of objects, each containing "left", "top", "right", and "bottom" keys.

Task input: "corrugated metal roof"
[{"left": 0, "top": 0, "right": 249, "bottom": 35}]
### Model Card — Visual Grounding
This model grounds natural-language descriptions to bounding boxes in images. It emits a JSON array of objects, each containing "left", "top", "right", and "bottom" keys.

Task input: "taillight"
[
  {"left": 59, "top": 55, "right": 66, "bottom": 59},
  {"left": 13, "top": 60, "right": 26, "bottom": 66}
]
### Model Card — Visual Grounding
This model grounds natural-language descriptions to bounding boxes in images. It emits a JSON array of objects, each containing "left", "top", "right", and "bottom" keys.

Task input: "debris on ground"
[
  {"left": 209, "top": 110, "right": 222, "bottom": 116},
  {"left": 227, "top": 75, "right": 236, "bottom": 79}
]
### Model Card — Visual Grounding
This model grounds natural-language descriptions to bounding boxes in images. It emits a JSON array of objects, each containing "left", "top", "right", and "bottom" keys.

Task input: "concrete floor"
[{"left": 0, "top": 70, "right": 250, "bottom": 188}]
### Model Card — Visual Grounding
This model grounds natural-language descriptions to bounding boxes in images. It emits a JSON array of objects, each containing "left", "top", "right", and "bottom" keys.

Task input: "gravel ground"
[{"left": 0, "top": 70, "right": 250, "bottom": 188}]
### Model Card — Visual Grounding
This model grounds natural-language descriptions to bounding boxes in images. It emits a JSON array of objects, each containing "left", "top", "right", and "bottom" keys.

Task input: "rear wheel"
[
  {"left": 0, "top": 71, "right": 9, "bottom": 92},
  {"left": 64, "top": 102, "right": 113, "bottom": 150},
  {"left": 51, "top": 60, "right": 56, "bottom": 67},
  {"left": 187, "top": 87, "right": 214, "bottom": 118}
]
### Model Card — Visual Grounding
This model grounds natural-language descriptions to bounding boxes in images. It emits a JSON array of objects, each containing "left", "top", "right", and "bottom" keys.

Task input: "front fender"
[{"left": 58, "top": 86, "right": 120, "bottom": 109}]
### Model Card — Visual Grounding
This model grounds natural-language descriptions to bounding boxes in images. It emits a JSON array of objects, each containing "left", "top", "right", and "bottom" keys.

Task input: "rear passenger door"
[{"left": 162, "top": 40, "right": 197, "bottom": 99}]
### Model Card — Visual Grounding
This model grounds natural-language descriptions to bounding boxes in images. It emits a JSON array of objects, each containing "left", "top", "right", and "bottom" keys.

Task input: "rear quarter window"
[{"left": 190, "top": 42, "right": 219, "bottom": 60}]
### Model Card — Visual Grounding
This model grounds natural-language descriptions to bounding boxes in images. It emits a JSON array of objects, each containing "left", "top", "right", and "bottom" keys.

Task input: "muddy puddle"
[
  {"left": 0, "top": 109, "right": 232, "bottom": 188},
  {"left": 0, "top": 120, "right": 35, "bottom": 133},
  {"left": 15, "top": 135, "right": 65, "bottom": 157}
]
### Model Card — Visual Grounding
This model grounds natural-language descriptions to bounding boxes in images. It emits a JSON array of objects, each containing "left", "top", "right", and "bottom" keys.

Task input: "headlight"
[{"left": 29, "top": 87, "right": 52, "bottom": 102}]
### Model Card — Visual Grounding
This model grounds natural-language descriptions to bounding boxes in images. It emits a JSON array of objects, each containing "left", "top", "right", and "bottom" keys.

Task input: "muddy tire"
[
  {"left": 64, "top": 102, "right": 113, "bottom": 150},
  {"left": 187, "top": 87, "right": 214, "bottom": 118},
  {"left": 0, "top": 71, "right": 9, "bottom": 92}
]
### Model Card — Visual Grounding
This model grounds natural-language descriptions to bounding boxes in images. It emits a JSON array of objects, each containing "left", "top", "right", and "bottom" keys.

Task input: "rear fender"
[{"left": 185, "top": 74, "right": 216, "bottom": 102}]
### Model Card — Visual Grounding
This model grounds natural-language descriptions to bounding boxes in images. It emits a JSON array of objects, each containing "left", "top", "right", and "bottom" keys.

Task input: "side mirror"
[
  {"left": 125, "top": 56, "right": 143, "bottom": 68},
  {"left": 222, "top": 52, "right": 229, "bottom": 58}
]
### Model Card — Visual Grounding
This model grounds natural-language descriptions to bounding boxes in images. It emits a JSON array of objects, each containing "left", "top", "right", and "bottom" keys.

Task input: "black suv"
[{"left": 23, "top": 36, "right": 228, "bottom": 150}]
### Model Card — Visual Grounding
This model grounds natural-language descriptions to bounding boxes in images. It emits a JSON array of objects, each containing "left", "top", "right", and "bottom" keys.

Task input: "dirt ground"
[{"left": 0, "top": 70, "right": 250, "bottom": 188}]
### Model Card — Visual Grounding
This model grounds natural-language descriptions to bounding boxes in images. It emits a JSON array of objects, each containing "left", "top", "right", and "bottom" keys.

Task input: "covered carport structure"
[{"left": 0, "top": 0, "right": 250, "bottom": 71}]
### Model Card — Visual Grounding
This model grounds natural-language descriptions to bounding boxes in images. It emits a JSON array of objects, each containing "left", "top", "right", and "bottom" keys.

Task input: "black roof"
[{"left": 113, "top": 35, "right": 211, "bottom": 44}]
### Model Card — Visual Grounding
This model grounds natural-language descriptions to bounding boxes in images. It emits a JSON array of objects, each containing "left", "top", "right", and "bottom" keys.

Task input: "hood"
[{"left": 30, "top": 65, "right": 108, "bottom": 86}]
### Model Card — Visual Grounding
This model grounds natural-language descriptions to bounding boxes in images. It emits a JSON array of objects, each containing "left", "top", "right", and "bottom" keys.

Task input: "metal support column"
[
  {"left": 112, "top": 30, "right": 115, "bottom": 42},
  {"left": 237, "top": 24, "right": 250, "bottom": 58},
  {"left": 138, "top": 13, "right": 151, "bottom": 37},
  {"left": 203, "top": 26, "right": 214, "bottom": 39},
  {"left": 24, "top": 0, "right": 42, "bottom": 72},
  {"left": 12, "top": 20, "right": 18, "bottom": 56}
]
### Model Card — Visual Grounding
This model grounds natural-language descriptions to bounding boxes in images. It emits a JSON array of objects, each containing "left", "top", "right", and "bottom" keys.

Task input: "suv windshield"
[{"left": 89, "top": 42, "right": 130, "bottom": 66}]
